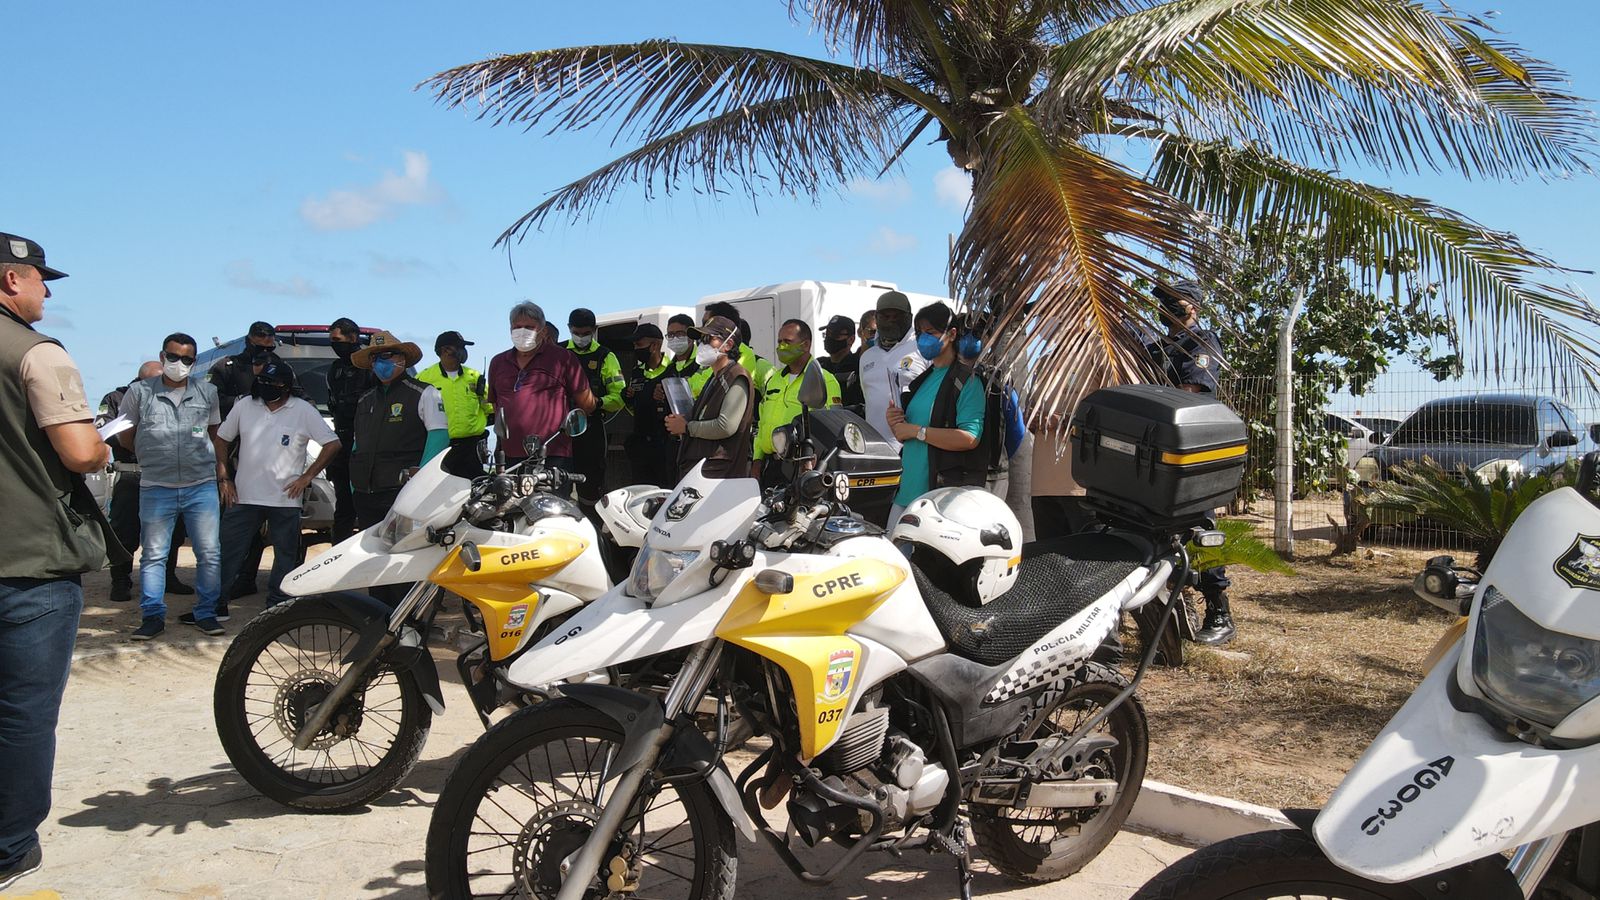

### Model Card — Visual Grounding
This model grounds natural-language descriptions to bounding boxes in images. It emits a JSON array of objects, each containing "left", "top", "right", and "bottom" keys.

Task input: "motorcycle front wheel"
[
  {"left": 213, "top": 597, "right": 432, "bottom": 811},
  {"left": 1132, "top": 828, "right": 1426, "bottom": 900},
  {"left": 971, "top": 662, "right": 1149, "bottom": 882},
  {"left": 426, "top": 698, "right": 736, "bottom": 900}
]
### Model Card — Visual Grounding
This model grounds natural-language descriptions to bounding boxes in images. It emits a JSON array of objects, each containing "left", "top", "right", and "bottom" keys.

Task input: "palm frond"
[
  {"left": 1189, "top": 519, "right": 1296, "bottom": 574},
  {"left": 1043, "top": 0, "right": 1597, "bottom": 179},
  {"left": 952, "top": 107, "right": 1201, "bottom": 421},
  {"left": 1362, "top": 458, "right": 1577, "bottom": 564},
  {"left": 1152, "top": 139, "right": 1600, "bottom": 389}
]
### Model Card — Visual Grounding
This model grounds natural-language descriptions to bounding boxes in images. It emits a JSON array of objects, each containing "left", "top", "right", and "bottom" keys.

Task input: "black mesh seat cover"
[{"left": 915, "top": 533, "right": 1146, "bottom": 667}]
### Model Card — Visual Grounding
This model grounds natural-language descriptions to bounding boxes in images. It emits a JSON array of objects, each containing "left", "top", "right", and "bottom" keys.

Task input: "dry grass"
[{"left": 1136, "top": 540, "right": 1460, "bottom": 809}]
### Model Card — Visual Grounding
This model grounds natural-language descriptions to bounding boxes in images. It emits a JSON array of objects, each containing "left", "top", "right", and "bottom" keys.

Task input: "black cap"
[
  {"left": 825, "top": 314, "right": 856, "bottom": 336},
  {"left": 1, "top": 233, "right": 67, "bottom": 280},
  {"left": 1153, "top": 279, "right": 1203, "bottom": 309},
  {"left": 248, "top": 321, "right": 277, "bottom": 339},
  {"left": 631, "top": 323, "right": 663, "bottom": 342},
  {"left": 435, "top": 330, "right": 474, "bottom": 352},
  {"left": 256, "top": 359, "right": 295, "bottom": 388},
  {"left": 876, "top": 290, "right": 912, "bottom": 315},
  {"left": 568, "top": 308, "right": 597, "bottom": 329}
]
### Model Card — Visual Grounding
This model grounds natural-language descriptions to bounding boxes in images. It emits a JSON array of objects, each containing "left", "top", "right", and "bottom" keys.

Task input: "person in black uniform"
[
  {"left": 564, "top": 308, "right": 625, "bottom": 511},
  {"left": 623, "top": 323, "right": 674, "bottom": 487},
  {"left": 97, "top": 362, "right": 189, "bottom": 603},
  {"left": 324, "top": 317, "right": 373, "bottom": 541},
  {"left": 209, "top": 321, "right": 288, "bottom": 599},
  {"left": 1147, "top": 279, "right": 1236, "bottom": 645},
  {"left": 817, "top": 314, "right": 865, "bottom": 413}
]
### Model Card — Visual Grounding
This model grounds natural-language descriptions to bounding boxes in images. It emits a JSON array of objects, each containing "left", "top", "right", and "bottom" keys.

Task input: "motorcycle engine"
[{"left": 787, "top": 703, "right": 949, "bottom": 846}]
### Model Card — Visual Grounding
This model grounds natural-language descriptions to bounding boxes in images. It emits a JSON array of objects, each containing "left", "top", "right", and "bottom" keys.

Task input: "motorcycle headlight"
[
  {"left": 628, "top": 547, "right": 699, "bottom": 604},
  {"left": 1473, "top": 585, "right": 1600, "bottom": 728},
  {"left": 374, "top": 510, "right": 429, "bottom": 552},
  {"left": 1474, "top": 459, "right": 1524, "bottom": 483}
]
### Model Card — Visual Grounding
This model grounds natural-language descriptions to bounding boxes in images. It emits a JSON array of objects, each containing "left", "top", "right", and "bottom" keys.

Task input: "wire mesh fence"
[{"left": 1219, "top": 366, "right": 1600, "bottom": 550}]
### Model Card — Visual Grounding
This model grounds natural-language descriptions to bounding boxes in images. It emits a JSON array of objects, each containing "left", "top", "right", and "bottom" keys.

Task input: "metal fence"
[{"left": 1219, "top": 366, "right": 1600, "bottom": 550}]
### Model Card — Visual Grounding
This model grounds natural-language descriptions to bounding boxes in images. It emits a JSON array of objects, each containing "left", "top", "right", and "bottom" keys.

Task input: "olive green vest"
[{"left": 0, "top": 311, "right": 116, "bottom": 578}]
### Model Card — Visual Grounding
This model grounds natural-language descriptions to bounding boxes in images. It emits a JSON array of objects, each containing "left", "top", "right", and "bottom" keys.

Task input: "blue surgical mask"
[
  {"left": 864, "top": 338, "right": 876, "bottom": 350},
  {"left": 958, "top": 332, "right": 981, "bottom": 359},
  {"left": 372, "top": 358, "right": 399, "bottom": 381},
  {"left": 916, "top": 331, "right": 945, "bottom": 361}
]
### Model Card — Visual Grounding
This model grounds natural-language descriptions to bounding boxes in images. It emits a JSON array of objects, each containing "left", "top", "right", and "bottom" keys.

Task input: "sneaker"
[
  {"left": 179, "top": 612, "right": 225, "bottom": 636},
  {"left": 109, "top": 580, "right": 133, "bottom": 603},
  {"left": 215, "top": 600, "right": 230, "bottom": 622},
  {"left": 132, "top": 616, "right": 165, "bottom": 641},
  {"left": 167, "top": 577, "right": 195, "bottom": 595},
  {"left": 0, "top": 844, "right": 42, "bottom": 892}
]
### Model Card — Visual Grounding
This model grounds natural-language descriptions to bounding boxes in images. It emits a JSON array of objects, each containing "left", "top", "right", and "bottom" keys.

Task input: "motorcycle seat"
[{"left": 913, "top": 532, "right": 1147, "bottom": 667}]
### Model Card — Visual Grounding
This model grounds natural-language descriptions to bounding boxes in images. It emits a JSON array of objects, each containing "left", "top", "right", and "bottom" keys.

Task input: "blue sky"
[{"left": 10, "top": 1, "right": 1600, "bottom": 406}]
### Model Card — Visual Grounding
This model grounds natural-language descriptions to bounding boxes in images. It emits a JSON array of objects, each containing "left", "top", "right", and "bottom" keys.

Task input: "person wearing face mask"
[
  {"left": 660, "top": 313, "right": 710, "bottom": 393},
  {"left": 213, "top": 361, "right": 340, "bottom": 613},
  {"left": 209, "top": 321, "right": 286, "bottom": 420},
  {"left": 884, "top": 303, "right": 987, "bottom": 525},
  {"left": 416, "top": 330, "right": 493, "bottom": 474},
  {"left": 858, "top": 309, "right": 878, "bottom": 350},
  {"left": 752, "top": 319, "right": 841, "bottom": 486},
  {"left": 98, "top": 361, "right": 191, "bottom": 603},
  {"left": 703, "top": 301, "right": 775, "bottom": 391},
  {"left": 816, "top": 314, "right": 864, "bottom": 413},
  {"left": 487, "top": 302, "right": 598, "bottom": 469},
  {"left": 859, "top": 291, "right": 928, "bottom": 453},
  {"left": 325, "top": 318, "right": 373, "bottom": 541},
  {"left": 348, "top": 332, "right": 450, "bottom": 532},
  {"left": 665, "top": 316, "right": 753, "bottom": 480},
  {"left": 119, "top": 332, "right": 226, "bottom": 640},
  {"left": 564, "top": 309, "right": 625, "bottom": 506},
  {"left": 621, "top": 323, "right": 674, "bottom": 487}
]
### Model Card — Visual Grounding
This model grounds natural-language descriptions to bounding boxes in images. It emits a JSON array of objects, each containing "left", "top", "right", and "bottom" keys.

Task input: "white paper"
[
  {"left": 662, "top": 377, "right": 694, "bottom": 417},
  {"left": 97, "top": 414, "right": 133, "bottom": 441}
]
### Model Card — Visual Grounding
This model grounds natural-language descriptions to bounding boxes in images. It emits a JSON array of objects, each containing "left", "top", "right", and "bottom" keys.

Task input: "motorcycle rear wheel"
[
  {"left": 1132, "top": 828, "right": 1426, "bottom": 900},
  {"left": 213, "top": 597, "right": 431, "bottom": 811},
  {"left": 971, "top": 662, "right": 1149, "bottom": 883}
]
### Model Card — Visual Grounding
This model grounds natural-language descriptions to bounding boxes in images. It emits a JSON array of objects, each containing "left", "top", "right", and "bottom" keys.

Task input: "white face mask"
[
  {"left": 666, "top": 335, "right": 691, "bottom": 356},
  {"left": 695, "top": 342, "right": 721, "bottom": 367},
  {"left": 511, "top": 327, "right": 540, "bottom": 352},
  {"left": 571, "top": 333, "right": 593, "bottom": 350},
  {"left": 163, "top": 359, "right": 191, "bottom": 382}
]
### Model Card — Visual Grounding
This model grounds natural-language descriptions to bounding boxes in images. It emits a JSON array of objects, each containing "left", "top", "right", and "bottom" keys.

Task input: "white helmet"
[{"left": 891, "top": 487, "right": 1022, "bottom": 606}]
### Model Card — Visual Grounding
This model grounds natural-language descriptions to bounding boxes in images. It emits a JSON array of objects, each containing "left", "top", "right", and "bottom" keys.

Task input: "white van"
[{"left": 696, "top": 279, "right": 953, "bottom": 358}]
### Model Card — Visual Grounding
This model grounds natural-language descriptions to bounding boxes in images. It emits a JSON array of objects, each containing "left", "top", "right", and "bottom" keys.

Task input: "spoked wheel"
[
  {"left": 971, "top": 662, "right": 1149, "bottom": 883},
  {"left": 213, "top": 598, "right": 430, "bottom": 810},
  {"left": 1131, "top": 828, "right": 1427, "bottom": 900},
  {"left": 426, "top": 698, "right": 736, "bottom": 900}
]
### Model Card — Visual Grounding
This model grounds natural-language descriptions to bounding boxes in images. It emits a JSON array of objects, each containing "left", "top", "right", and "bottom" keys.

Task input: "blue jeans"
[
  {"left": 220, "top": 504, "right": 303, "bottom": 606},
  {"left": 139, "top": 483, "right": 222, "bottom": 619},
  {"left": 0, "top": 577, "right": 82, "bottom": 868}
]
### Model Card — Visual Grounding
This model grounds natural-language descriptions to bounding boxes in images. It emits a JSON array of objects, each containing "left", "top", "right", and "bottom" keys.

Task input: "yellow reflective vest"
[
  {"left": 415, "top": 362, "right": 491, "bottom": 439},
  {"left": 753, "top": 363, "right": 842, "bottom": 459}
]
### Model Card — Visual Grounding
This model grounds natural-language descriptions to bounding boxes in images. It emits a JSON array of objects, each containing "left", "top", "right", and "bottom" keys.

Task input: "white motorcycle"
[
  {"left": 424, "top": 375, "right": 1239, "bottom": 900},
  {"left": 1134, "top": 457, "right": 1600, "bottom": 900},
  {"left": 213, "top": 410, "right": 663, "bottom": 811}
]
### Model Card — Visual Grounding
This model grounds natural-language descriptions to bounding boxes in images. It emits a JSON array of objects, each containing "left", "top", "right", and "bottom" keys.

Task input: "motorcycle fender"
[{"left": 1315, "top": 642, "right": 1600, "bottom": 882}]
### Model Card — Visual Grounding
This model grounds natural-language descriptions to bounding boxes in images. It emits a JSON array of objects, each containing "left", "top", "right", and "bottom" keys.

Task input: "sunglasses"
[{"left": 162, "top": 350, "right": 197, "bottom": 366}]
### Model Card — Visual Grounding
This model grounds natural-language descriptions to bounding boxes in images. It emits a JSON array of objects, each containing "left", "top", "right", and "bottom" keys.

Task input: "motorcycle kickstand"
[{"left": 929, "top": 819, "right": 973, "bottom": 900}]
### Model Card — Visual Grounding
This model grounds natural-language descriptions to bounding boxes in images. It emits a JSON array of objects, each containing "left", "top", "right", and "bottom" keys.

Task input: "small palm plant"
[
  {"left": 1361, "top": 458, "right": 1580, "bottom": 565},
  {"left": 1190, "top": 518, "right": 1296, "bottom": 575}
]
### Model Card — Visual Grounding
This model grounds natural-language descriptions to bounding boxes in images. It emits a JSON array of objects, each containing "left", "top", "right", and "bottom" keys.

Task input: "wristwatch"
[{"left": 917, "top": 426, "right": 927, "bottom": 443}]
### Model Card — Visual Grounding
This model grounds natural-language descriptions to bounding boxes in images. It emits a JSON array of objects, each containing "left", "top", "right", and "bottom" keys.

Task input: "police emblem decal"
[
  {"left": 1194, "top": 355, "right": 1211, "bottom": 369},
  {"left": 822, "top": 648, "right": 855, "bottom": 701},
  {"left": 1555, "top": 534, "right": 1600, "bottom": 590},
  {"left": 664, "top": 487, "right": 702, "bottom": 521},
  {"left": 7, "top": 240, "right": 27, "bottom": 260},
  {"left": 280, "top": 434, "right": 290, "bottom": 446}
]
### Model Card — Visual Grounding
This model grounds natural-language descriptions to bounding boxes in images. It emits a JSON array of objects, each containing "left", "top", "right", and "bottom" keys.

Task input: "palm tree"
[{"left": 425, "top": 0, "right": 1599, "bottom": 418}]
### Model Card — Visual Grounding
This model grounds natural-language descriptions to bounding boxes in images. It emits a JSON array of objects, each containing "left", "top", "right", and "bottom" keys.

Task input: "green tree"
[{"left": 425, "top": 1, "right": 1599, "bottom": 416}]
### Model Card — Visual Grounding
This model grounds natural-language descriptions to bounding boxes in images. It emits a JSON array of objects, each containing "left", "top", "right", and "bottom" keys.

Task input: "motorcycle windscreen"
[
  {"left": 391, "top": 453, "right": 472, "bottom": 530},
  {"left": 645, "top": 462, "right": 760, "bottom": 553},
  {"left": 1315, "top": 641, "right": 1600, "bottom": 882}
]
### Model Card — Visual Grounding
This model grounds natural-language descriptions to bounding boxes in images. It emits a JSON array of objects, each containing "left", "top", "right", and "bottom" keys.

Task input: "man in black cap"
[
  {"left": 417, "top": 330, "right": 493, "bottom": 478},
  {"left": 565, "top": 309, "right": 625, "bottom": 506},
  {"left": 623, "top": 323, "right": 674, "bottom": 487},
  {"left": 817, "top": 314, "right": 865, "bottom": 412},
  {"left": 209, "top": 320, "right": 288, "bottom": 598},
  {"left": 1148, "top": 278, "right": 1235, "bottom": 645},
  {"left": 0, "top": 234, "right": 123, "bottom": 891},
  {"left": 325, "top": 317, "right": 373, "bottom": 541}
]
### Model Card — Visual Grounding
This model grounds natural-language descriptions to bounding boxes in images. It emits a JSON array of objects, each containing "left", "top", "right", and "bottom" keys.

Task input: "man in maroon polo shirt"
[{"left": 487, "top": 301, "right": 597, "bottom": 466}]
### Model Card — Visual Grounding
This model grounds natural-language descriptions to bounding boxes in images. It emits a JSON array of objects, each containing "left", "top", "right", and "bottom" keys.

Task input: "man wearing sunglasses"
[{"left": 119, "top": 333, "right": 226, "bottom": 640}]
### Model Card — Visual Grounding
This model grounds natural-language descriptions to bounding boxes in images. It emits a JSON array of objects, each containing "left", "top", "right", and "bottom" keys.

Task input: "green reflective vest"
[
  {"left": 415, "top": 363, "right": 491, "bottom": 439},
  {"left": 753, "top": 363, "right": 842, "bottom": 459}
]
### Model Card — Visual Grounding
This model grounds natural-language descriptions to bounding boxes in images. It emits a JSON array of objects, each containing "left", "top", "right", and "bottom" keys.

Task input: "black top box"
[{"left": 1069, "top": 384, "right": 1247, "bottom": 528}]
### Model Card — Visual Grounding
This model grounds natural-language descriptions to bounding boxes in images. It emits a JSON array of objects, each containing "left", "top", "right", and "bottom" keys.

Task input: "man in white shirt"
[
  {"left": 212, "top": 361, "right": 340, "bottom": 612},
  {"left": 857, "top": 290, "right": 928, "bottom": 452}
]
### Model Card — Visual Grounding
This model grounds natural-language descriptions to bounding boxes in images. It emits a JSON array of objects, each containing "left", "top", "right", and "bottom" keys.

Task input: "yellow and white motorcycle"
[
  {"left": 425, "top": 376, "right": 1231, "bottom": 900},
  {"left": 213, "top": 410, "right": 662, "bottom": 811}
]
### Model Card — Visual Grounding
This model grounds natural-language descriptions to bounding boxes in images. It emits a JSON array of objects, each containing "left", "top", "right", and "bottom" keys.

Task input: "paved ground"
[{"left": 16, "top": 560, "right": 1197, "bottom": 899}]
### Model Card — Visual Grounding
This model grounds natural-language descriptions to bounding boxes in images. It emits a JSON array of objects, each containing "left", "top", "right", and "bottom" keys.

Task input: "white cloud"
[
  {"left": 225, "top": 260, "right": 321, "bottom": 298},
  {"left": 368, "top": 252, "right": 437, "bottom": 278},
  {"left": 867, "top": 226, "right": 918, "bottom": 255},
  {"left": 933, "top": 166, "right": 972, "bottom": 211},
  {"left": 848, "top": 177, "right": 912, "bottom": 205},
  {"left": 300, "top": 151, "right": 443, "bottom": 231}
]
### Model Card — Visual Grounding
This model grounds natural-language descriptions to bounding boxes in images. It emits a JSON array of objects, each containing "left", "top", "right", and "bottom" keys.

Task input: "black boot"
[
  {"left": 109, "top": 567, "right": 133, "bottom": 604},
  {"left": 1194, "top": 592, "right": 1236, "bottom": 646}
]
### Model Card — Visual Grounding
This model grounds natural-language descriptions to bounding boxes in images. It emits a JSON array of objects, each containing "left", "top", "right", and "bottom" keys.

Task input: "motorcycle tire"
[
  {"left": 213, "top": 597, "right": 432, "bottom": 811},
  {"left": 971, "top": 662, "right": 1149, "bottom": 883},
  {"left": 1131, "top": 828, "right": 1427, "bottom": 900},
  {"left": 426, "top": 698, "right": 736, "bottom": 900}
]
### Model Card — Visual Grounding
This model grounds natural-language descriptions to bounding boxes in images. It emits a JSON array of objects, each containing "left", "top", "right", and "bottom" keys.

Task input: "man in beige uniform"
[{"left": 0, "top": 234, "right": 122, "bottom": 890}]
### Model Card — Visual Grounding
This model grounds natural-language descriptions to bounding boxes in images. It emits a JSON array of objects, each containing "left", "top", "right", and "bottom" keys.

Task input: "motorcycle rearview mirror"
[
  {"left": 796, "top": 359, "right": 828, "bottom": 409},
  {"left": 563, "top": 408, "right": 588, "bottom": 438},
  {"left": 494, "top": 405, "right": 509, "bottom": 472},
  {"left": 460, "top": 541, "right": 482, "bottom": 573}
]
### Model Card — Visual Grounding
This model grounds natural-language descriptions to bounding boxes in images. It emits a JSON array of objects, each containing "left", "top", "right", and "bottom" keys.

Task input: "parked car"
[
  {"left": 1324, "top": 411, "right": 1388, "bottom": 469},
  {"left": 1352, "top": 415, "right": 1403, "bottom": 436},
  {"left": 1352, "top": 393, "right": 1598, "bottom": 487}
]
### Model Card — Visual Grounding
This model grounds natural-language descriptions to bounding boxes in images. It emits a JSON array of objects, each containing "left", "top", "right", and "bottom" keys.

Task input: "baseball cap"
[
  {"left": 568, "top": 308, "right": 597, "bottom": 329},
  {"left": 876, "top": 290, "right": 912, "bottom": 315},
  {"left": 435, "top": 330, "right": 474, "bottom": 351},
  {"left": 0, "top": 233, "right": 67, "bottom": 280},
  {"left": 631, "top": 323, "right": 663, "bottom": 341},
  {"left": 1153, "top": 279, "right": 1203, "bottom": 309},
  {"left": 247, "top": 321, "right": 277, "bottom": 339},
  {"left": 825, "top": 315, "right": 856, "bottom": 336},
  {"left": 690, "top": 315, "right": 738, "bottom": 342},
  {"left": 256, "top": 359, "right": 296, "bottom": 388}
]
